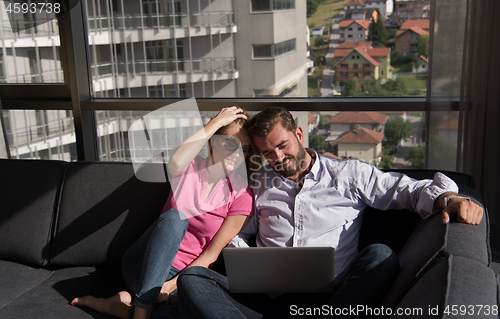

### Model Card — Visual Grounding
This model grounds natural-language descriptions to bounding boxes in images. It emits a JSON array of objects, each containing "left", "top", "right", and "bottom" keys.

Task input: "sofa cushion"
[
  {"left": 0, "top": 159, "right": 67, "bottom": 266},
  {"left": 50, "top": 162, "right": 170, "bottom": 267},
  {"left": 382, "top": 205, "right": 490, "bottom": 309},
  {"left": 0, "top": 266, "right": 125, "bottom": 319},
  {"left": 391, "top": 256, "right": 497, "bottom": 318},
  {"left": 0, "top": 260, "right": 52, "bottom": 309}
]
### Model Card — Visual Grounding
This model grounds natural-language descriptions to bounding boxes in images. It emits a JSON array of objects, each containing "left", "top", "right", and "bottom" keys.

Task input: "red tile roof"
[
  {"left": 345, "top": 0, "right": 366, "bottom": 7},
  {"left": 336, "top": 41, "right": 373, "bottom": 49},
  {"left": 319, "top": 151, "right": 340, "bottom": 159},
  {"left": 308, "top": 113, "right": 318, "bottom": 124},
  {"left": 328, "top": 111, "right": 388, "bottom": 124},
  {"left": 333, "top": 48, "right": 355, "bottom": 58},
  {"left": 366, "top": 47, "right": 390, "bottom": 57},
  {"left": 436, "top": 117, "right": 459, "bottom": 130},
  {"left": 335, "top": 127, "right": 384, "bottom": 144},
  {"left": 396, "top": 27, "right": 428, "bottom": 38},
  {"left": 420, "top": 55, "right": 428, "bottom": 63},
  {"left": 400, "top": 19, "right": 430, "bottom": 31},
  {"left": 354, "top": 47, "right": 380, "bottom": 66},
  {"left": 339, "top": 19, "right": 371, "bottom": 30}
]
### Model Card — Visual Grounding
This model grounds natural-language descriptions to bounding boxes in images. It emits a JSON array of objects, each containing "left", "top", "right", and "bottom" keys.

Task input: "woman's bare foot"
[{"left": 71, "top": 291, "right": 132, "bottom": 319}]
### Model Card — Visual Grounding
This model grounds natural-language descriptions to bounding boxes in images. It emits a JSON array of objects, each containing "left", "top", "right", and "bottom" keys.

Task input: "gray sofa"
[{"left": 0, "top": 159, "right": 497, "bottom": 318}]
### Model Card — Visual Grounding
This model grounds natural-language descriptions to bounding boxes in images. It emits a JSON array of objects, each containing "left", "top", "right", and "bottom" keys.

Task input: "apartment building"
[
  {"left": 338, "top": 20, "right": 370, "bottom": 44},
  {"left": 395, "top": 19, "right": 429, "bottom": 56},
  {"left": 0, "top": 0, "right": 308, "bottom": 160}
]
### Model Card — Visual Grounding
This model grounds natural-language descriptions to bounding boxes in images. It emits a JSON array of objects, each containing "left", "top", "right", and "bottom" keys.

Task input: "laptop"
[{"left": 222, "top": 247, "right": 336, "bottom": 293}]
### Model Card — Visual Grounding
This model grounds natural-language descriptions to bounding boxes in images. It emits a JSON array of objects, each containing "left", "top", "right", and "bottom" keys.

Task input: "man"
[{"left": 176, "top": 107, "right": 483, "bottom": 318}]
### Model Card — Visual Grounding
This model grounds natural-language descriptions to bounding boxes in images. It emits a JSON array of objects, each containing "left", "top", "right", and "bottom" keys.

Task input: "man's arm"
[{"left": 435, "top": 191, "right": 484, "bottom": 225}]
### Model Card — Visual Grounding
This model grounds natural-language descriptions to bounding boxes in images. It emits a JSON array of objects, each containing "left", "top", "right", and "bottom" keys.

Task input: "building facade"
[{"left": 1, "top": 0, "right": 308, "bottom": 160}]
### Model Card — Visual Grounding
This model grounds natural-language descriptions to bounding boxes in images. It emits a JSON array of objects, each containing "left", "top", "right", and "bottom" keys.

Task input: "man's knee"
[{"left": 361, "top": 244, "right": 399, "bottom": 271}]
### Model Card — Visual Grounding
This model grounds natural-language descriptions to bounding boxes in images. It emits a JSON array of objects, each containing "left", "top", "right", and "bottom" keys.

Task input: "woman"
[{"left": 71, "top": 106, "right": 255, "bottom": 319}]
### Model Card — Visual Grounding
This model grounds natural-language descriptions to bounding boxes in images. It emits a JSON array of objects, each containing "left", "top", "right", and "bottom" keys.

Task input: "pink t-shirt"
[{"left": 162, "top": 155, "right": 254, "bottom": 271}]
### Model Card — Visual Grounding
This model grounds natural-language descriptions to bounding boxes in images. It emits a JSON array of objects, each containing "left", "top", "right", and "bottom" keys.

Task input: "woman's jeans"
[{"left": 121, "top": 209, "right": 188, "bottom": 312}]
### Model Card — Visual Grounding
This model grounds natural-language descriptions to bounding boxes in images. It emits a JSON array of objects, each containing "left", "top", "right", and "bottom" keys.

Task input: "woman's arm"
[
  {"left": 159, "top": 214, "right": 251, "bottom": 299},
  {"left": 167, "top": 106, "right": 247, "bottom": 175}
]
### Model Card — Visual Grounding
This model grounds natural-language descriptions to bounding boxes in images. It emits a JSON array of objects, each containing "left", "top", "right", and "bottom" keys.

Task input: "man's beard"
[{"left": 273, "top": 144, "right": 307, "bottom": 178}]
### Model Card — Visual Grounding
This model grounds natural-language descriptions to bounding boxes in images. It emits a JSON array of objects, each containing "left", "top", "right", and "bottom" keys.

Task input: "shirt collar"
[{"left": 306, "top": 149, "right": 321, "bottom": 181}]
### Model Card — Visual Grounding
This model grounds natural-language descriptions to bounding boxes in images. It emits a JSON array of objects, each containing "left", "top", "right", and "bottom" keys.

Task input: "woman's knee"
[{"left": 157, "top": 209, "right": 189, "bottom": 234}]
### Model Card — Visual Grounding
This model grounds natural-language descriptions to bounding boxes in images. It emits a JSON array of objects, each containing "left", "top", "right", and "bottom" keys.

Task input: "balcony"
[
  {"left": 87, "top": 11, "right": 233, "bottom": 31},
  {"left": 91, "top": 58, "right": 236, "bottom": 78},
  {"left": 335, "top": 67, "right": 375, "bottom": 72}
]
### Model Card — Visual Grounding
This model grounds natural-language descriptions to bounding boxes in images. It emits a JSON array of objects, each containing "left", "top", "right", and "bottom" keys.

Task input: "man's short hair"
[{"left": 245, "top": 107, "right": 297, "bottom": 140}]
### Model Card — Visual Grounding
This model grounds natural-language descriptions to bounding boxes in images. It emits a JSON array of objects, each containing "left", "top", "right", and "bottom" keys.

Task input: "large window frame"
[{"left": 0, "top": 0, "right": 460, "bottom": 163}]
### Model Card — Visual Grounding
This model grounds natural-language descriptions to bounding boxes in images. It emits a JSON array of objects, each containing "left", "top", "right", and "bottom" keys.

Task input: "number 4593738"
[{"left": 5, "top": 2, "right": 61, "bottom": 14}]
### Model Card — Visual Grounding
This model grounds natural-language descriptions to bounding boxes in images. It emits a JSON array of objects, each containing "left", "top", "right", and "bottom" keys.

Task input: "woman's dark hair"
[{"left": 210, "top": 108, "right": 259, "bottom": 186}]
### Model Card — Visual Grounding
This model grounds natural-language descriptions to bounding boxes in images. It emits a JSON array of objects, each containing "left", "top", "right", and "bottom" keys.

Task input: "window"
[
  {"left": 254, "top": 39, "right": 295, "bottom": 58},
  {"left": 253, "top": 45, "right": 273, "bottom": 58},
  {"left": 358, "top": 27, "right": 362, "bottom": 31},
  {"left": 363, "top": 63, "right": 371, "bottom": 68},
  {"left": 274, "top": 39, "right": 295, "bottom": 57},
  {"left": 402, "top": 36, "right": 407, "bottom": 41},
  {"left": 356, "top": 56, "right": 360, "bottom": 59},
  {"left": 348, "top": 27, "right": 353, "bottom": 31},
  {"left": 252, "top": 0, "right": 294, "bottom": 11},
  {"left": 348, "top": 34, "right": 353, "bottom": 38},
  {"left": 358, "top": 34, "right": 363, "bottom": 38},
  {"left": 353, "top": 64, "right": 358, "bottom": 69},
  {"left": 402, "top": 44, "right": 407, "bottom": 49},
  {"left": 252, "top": 0, "right": 271, "bottom": 11},
  {"left": 340, "top": 64, "right": 348, "bottom": 68}
]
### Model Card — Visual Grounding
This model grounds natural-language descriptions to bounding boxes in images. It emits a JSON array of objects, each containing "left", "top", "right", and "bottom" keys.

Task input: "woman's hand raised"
[{"left": 210, "top": 106, "right": 247, "bottom": 128}]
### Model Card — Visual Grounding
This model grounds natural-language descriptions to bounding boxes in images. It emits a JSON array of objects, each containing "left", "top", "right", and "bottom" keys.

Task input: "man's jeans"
[
  {"left": 121, "top": 209, "right": 188, "bottom": 312},
  {"left": 177, "top": 244, "right": 400, "bottom": 318}
]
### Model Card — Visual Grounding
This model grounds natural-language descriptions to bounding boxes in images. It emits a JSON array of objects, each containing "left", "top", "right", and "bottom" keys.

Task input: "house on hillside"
[
  {"left": 333, "top": 43, "right": 393, "bottom": 87},
  {"left": 339, "top": 20, "right": 370, "bottom": 43},
  {"left": 396, "top": 20, "right": 429, "bottom": 56},
  {"left": 394, "top": 0, "right": 430, "bottom": 24},
  {"left": 327, "top": 111, "right": 388, "bottom": 139},
  {"left": 344, "top": 0, "right": 366, "bottom": 11},
  {"left": 333, "top": 126, "right": 385, "bottom": 165},
  {"left": 308, "top": 113, "right": 319, "bottom": 133},
  {"left": 345, "top": 8, "right": 381, "bottom": 21},
  {"left": 365, "top": 0, "right": 392, "bottom": 17},
  {"left": 412, "top": 55, "right": 428, "bottom": 73}
]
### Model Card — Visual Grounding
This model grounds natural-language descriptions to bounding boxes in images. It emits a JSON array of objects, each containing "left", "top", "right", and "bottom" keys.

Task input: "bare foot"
[{"left": 71, "top": 291, "right": 132, "bottom": 319}]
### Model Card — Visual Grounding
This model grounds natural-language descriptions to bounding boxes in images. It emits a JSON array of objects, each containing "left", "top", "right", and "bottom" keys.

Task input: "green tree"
[
  {"left": 318, "top": 114, "right": 333, "bottom": 129},
  {"left": 343, "top": 77, "right": 359, "bottom": 96},
  {"left": 309, "top": 134, "right": 328, "bottom": 151},
  {"left": 307, "top": 0, "right": 318, "bottom": 16},
  {"left": 314, "top": 35, "right": 326, "bottom": 48},
  {"left": 367, "top": 17, "right": 388, "bottom": 46},
  {"left": 383, "top": 77, "right": 406, "bottom": 93},
  {"left": 384, "top": 117, "right": 412, "bottom": 147},
  {"left": 418, "top": 34, "right": 429, "bottom": 58},
  {"left": 404, "top": 144, "right": 425, "bottom": 169}
]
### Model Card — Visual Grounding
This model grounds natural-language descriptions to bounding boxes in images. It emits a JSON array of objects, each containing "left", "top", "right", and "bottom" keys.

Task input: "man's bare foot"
[{"left": 71, "top": 291, "right": 132, "bottom": 319}]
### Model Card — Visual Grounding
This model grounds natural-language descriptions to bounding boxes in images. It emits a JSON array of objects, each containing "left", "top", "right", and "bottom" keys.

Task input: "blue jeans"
[
  {"left": 177, "top": 244, "right": 400, "bottom": 319},
  {"left": 121, "top": 209, "right": 188, "bottom": 312}
]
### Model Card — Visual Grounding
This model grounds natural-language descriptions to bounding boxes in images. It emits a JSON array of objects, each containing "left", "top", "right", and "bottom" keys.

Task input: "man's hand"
[{"left": 442, "top": 197, "right": 484, "bottom": 225}]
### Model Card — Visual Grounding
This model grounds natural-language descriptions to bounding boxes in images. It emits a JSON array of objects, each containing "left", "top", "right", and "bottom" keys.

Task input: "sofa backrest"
[
  {"left": 0, "top": 159, "right": 67, "bottom": 266},
  {"left": 50, "top": 161, "right": 170, "bottom": 267}
]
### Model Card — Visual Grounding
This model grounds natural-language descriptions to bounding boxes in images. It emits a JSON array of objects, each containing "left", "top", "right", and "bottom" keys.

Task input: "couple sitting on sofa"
[{"left": 72, "top": 106, "right": 483, "bottom": 319}]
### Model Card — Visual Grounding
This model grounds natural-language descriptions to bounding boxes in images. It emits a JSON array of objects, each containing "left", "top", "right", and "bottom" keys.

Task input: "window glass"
[
  {"left": 2, "top": 109, "right": 76, "bottom": 160},
  {"left": 91, "top": 110, "right": 425, "bottom": 170},
  {"left": 0, "top": 4, "right": 63, "bottom": 83},
  {"left": 81, "top": 0, "right": 428, "bottom": 98}
]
